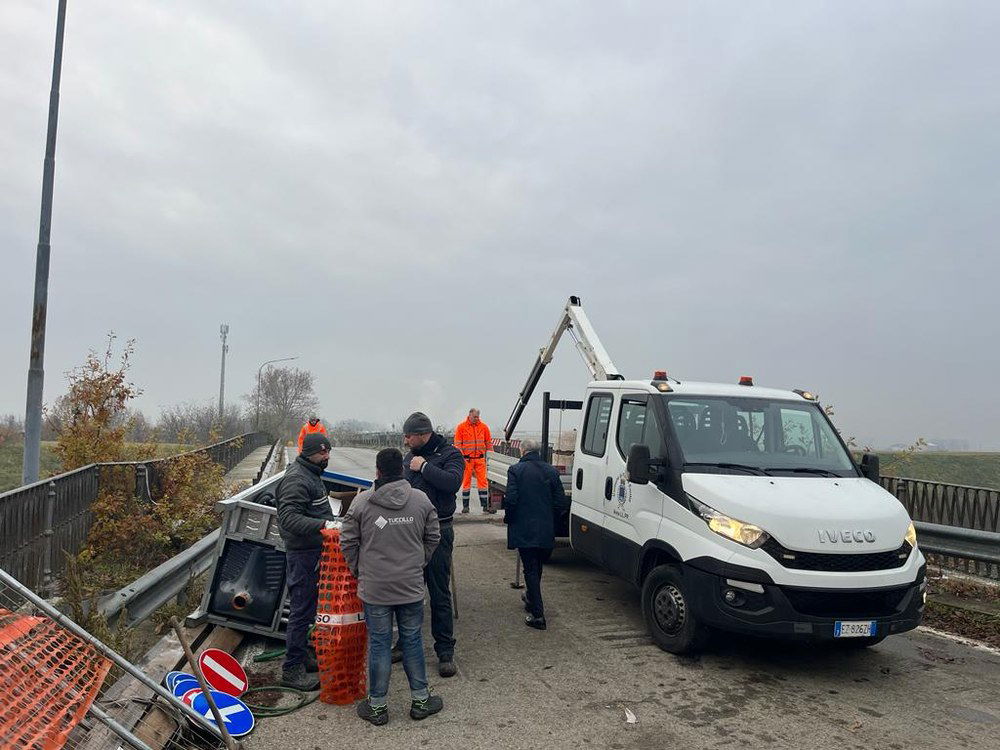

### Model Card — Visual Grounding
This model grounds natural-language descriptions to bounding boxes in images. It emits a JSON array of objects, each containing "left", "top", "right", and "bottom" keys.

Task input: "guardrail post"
[
  {"left": 134, "top": 464, "right": 149, "bottom": 502},
  {"left": 42, "top": 481, "right": 56, "bottom": 597}
]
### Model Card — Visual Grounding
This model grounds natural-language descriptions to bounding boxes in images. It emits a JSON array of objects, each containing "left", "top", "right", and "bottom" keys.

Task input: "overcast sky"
[{"left": 2, "top": 1, "right": 998, "bottom": 449}]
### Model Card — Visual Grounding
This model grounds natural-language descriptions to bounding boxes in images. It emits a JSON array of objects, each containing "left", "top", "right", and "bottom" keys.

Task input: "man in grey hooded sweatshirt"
[{"left": 341, "top": 447, "right": 443, "bottom": 726}]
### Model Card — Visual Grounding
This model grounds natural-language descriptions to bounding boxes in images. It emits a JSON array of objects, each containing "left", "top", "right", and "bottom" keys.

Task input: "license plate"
[{"left": 834, "top": 620, "right": 876, "bottom": 638}]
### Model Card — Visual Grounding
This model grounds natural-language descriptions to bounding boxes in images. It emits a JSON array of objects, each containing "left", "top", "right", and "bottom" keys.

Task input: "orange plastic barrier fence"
[
  {"left": 315, "top": 527, "right": 367, "bottom": 705},
  {"left": 0, "top": 609, "right": 112, "bottom": 749}
]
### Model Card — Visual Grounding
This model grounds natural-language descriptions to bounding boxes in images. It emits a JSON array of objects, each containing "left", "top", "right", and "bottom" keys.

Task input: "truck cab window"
[
  {"left": 582, "top": 393, "right": 613, "bottom": 457},
  {"left": 617, "top": 399, "right": 666, "bottom": 459}
]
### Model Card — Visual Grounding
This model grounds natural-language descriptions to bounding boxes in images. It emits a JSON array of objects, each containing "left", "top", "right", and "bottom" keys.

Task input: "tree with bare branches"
[{"left": 245, "top": 366, "right": 320, "bottom": 440}]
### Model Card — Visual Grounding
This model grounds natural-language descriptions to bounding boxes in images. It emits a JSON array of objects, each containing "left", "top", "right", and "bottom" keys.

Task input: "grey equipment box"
[{"left": 192, "top": 467, "right": 372, "bottom": 639}]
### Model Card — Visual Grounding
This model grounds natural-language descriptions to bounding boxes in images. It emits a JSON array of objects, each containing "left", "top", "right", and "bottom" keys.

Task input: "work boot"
[
  {"left": 303, "top": 650, "right": 318, "bottom": 674},
  {"left": 356, "top": 698, "right": 389, "bottom": 726},
  {"left": 438, "top": 659, "right": 457, "bottom": 678},
  {"left": 410, "top": 694, "right": 444, "bottom": 720},
  {"left": 281, "top": 663, "right": 320, "bottom": 691},
  {"left": 525, "top": 614, "right": 547, "bottom": 631},
  {"left": 391, "top": 644, "right": 403, "bottom": 664}
]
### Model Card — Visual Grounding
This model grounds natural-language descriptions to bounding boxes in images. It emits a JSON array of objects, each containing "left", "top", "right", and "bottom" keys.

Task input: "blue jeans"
[{"left": 364, "top": 601, "right": 429, "bottom": 707}]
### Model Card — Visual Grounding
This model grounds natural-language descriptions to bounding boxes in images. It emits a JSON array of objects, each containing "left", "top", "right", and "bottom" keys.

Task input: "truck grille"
[
  {"left": 761, "top": 539, "right": 912, "bottom": 572},
  {"left": 783, "top": 586, "right": 911, "bottom": 618}
]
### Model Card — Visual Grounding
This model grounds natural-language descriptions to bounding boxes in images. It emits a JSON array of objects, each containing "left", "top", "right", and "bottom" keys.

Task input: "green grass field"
[
  {"left": 878, "top": 451, "right": 1000, "bottom": 489},
  {"left": 0, "top": 441, "right": 193, "bottom": 493}
]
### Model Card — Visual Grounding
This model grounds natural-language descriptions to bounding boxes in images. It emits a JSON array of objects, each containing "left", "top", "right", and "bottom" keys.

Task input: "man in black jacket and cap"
[
  {"left": 276, "top": 432, "right": 335, "bottom": 691},
  {"left": 400, "top": 411, "right": 465, "bottom": 677},
  {"left": 502, "top": 438, "right": 569, "bottom": 630}
]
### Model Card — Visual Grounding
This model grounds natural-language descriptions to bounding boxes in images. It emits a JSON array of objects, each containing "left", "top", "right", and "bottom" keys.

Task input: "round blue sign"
[
  {"left": 191, "top": 690, "right": 255, "bottom": 737},
  {"left": 164, "top": 671, "right": 191, "bottom": 690},
  {"left": 173, "top": 678, "right": 201, "bottom": 698}
]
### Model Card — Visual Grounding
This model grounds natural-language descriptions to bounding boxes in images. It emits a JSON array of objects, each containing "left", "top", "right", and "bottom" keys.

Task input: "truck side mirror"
[
  {"left": 859, "top": 452, "right": 880, "bottom": 482},
  {"left": 627, "top": 444, "right": 651, "bottom": 485}
]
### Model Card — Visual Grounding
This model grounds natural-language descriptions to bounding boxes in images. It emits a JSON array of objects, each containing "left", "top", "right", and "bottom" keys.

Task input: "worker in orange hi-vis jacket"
[
  {"left": 297, "top": 415, "right": 327, "bottom": 452},
  {"left": 454, "top": 408, "right": 493, "bottom": 514}
]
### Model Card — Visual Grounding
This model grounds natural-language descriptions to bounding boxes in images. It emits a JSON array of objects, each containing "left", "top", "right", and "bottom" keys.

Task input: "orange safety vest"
[
  {"left": 297, "top": 420, "right": 327, "bottom": 450},
  {"left": 454, "top": 418, "right": 492, "bottom": 458}
]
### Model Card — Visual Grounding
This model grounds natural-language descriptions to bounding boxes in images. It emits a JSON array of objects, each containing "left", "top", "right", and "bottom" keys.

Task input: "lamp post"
[
  {"left": 256, "top": 356, "right": 298, "bottom": 431},
  {"left": 22, "top": 0, "right": 69, "bottom": 485}
]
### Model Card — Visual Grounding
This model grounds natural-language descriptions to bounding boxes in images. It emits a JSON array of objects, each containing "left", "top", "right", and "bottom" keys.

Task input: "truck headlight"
[
  {"left": 905, "top": 522, "right": 917, "bottom": 548},
  {"left": 689, "top": 496, "right": 770, "bottom": 549}
]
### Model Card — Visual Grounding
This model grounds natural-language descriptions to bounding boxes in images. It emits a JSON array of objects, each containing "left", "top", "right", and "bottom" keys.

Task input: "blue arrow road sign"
[{"left": 191, "top": 691, "right": 255, "bottom": 737}]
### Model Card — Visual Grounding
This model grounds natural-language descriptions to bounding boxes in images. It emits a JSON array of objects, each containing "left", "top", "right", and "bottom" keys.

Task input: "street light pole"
[
  {"left": 218, "top": 324, "right": 229, "bottom": 419},
  {"left": 23, "top": 0, "right": 69, "bottom": 485},
  {"left": 256, "top": 356, "right": 298, "bottom": 431}
]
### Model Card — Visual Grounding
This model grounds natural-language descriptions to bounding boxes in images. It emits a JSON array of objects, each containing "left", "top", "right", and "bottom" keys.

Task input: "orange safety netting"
[
  {"left": 315, "top": 528, "right": 367, "bottom": 705},
  {"left": 0, "top": 609, "right": 112, "bottom": 749}
]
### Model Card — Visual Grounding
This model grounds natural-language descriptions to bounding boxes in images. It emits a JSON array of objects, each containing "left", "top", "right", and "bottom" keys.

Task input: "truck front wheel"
[{"left": 641, "top": 565, "right": 709, "bottom": 654}]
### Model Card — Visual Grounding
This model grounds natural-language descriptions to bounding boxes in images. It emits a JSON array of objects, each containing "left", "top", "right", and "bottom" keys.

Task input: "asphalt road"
[{"left": 246, "top": 447, "right": 1000, "bottom": 749}]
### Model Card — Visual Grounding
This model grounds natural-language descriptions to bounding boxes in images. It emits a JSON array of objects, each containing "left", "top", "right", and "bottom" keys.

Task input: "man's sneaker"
[
  {"left": 303, "top": 650, "right": 318, "bottom": 674},
  {"left": 391, "top": 644, "right": 403, "bottom": 664},
  {"left": 357, "top": 698, "right": 389, "bottom": 726},
  {"left": 461, "top": 507, "right": 470, "bottom": 514},
  {"left": 525, "top": 614, "right": 547, "bottom": 631},
  {"left": 410, "top": 695, "right": 444, "bottom": 720},
  {"left": 438, "top": 659, "right": 457, "bottom": 678},
  {"left": 281, "top": 663, "right": 320, "bottom": 691}
]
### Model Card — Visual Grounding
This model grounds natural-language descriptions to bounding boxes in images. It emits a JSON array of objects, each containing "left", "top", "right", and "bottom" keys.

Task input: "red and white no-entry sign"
[{"left": 198, "top": 648, "right": 248, "bottom": 697}]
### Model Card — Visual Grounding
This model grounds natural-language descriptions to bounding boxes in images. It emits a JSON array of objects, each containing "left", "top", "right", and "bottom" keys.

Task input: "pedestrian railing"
[{"left": 0, "top": 431, "right": 272, "bottom": 594}]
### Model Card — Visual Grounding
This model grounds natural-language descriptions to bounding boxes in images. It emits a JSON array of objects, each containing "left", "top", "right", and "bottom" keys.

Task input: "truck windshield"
[{"left": 661, "top": 395, "right": 857, "bottom": 477}]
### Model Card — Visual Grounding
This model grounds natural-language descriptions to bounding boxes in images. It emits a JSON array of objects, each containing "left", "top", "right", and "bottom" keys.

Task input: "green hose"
[
  {"left": 242, "top": 686, "right": 319, "bottom": 717},
  {"left": 252, "top": 648, "right": 287, "bottom": 663},
  {"left": 245, "top": 627, "right": 320, "bottom": 716}
]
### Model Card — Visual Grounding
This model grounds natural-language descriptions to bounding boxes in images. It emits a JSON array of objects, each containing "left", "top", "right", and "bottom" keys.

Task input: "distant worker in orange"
[
  {"left": 297, "top": 415, "right": 327, "bottom": 452},
  {"left": 454, "top": 409, "right": 493, "bottom": 514}
]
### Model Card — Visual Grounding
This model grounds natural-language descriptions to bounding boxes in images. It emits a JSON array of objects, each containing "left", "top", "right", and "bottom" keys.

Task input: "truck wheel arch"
[{"left": 637, "top": 540, "right": 683, "bottom": 585}]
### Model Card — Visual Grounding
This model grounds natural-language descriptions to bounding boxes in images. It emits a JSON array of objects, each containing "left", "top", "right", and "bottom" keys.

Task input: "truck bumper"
[{"left": 683, "top": 559, "right": 926, "bottom": 641}]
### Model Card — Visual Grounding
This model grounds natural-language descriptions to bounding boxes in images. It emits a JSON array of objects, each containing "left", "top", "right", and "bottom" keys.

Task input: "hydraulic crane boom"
[{"left": 503, "top": 295, "right": 623, "bottom": 440}]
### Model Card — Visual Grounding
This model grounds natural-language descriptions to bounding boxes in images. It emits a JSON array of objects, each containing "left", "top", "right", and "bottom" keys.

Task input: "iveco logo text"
[{"left": 818, "top": 529, "right": 876, "bottom": 543}]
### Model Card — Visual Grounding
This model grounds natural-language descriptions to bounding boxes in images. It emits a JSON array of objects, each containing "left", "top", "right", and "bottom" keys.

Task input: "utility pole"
[
  {"left": 218, "top": 324, "right": 229, "bottom": 419},
  {"left": 23, "top": 0, "right": 69, "bottom": 485}
]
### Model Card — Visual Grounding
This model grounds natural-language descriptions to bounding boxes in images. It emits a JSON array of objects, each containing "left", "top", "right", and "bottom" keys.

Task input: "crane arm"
[{"left": 503, "top": 295, "right": 622, "bottom": 440}]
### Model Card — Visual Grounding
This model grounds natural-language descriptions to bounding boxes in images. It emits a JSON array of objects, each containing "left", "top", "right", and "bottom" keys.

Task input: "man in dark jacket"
[
  {"left": 342, "top": 448, "right": 443, "bottom": 725},
  {"left": 401, "top": 411, "right": 464, "bottom": 677},
  {"left": 502, "top": 439, "right": 569, "bottom": 630},
  {"left": 276, "top": 432, "right": 335, "bottom": 690}
]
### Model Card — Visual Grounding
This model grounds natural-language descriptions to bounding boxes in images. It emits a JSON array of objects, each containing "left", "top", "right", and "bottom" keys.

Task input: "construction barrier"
[
  {"left": 0, "top": 609, "right": 112, "bottom": 749},
  {"left": 315, "top": 527, "right": 367, "bottom": 705}
]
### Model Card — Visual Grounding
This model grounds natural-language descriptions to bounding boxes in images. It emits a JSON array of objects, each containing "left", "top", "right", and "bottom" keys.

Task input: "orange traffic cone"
[{"left": 315, "top": 527, "right": 367, "bottom": 705}]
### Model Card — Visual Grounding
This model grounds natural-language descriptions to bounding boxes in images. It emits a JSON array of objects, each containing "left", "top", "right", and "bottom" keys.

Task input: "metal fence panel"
[{"left": 0, "top": 432, "right": 270, "bottom": 593}]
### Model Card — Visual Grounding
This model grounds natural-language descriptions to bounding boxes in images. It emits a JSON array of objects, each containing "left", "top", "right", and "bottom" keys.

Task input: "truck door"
[
  {"left": 570, "top": 391, "right": 614, "bottom": 563},
  {"left": 602, "top": 395, "right": 666, "bottom": 583}
]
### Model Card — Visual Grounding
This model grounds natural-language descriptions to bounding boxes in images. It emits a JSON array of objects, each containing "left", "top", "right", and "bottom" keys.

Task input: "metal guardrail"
[
  {"left": 254, "top": 440, "right": 282, "bottom": 485},
  {"left": 97, "top": 529, "right": 220, "bottom": 627},
  {"left": 915, "top": 522, "right": 1000, "bottom": 568},
  {"left": 0, "top": 431, "right": 271, "bottom": 593}
]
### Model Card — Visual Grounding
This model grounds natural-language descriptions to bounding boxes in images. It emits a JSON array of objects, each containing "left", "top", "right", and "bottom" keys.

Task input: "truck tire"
[{"left": 641, "top": 564, "right": 709, "bottom": 654}]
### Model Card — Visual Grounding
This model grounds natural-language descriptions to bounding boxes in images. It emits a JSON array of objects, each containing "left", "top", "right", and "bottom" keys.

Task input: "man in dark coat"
[
  {"left": 401, "top": 411, "right": 465, "bottom": 677},
  {"left": 276, "top": 432, "right": 335, "bottom": 690},
  {"left": 502, "top": 439, "right": 569, "bottom": 630}
]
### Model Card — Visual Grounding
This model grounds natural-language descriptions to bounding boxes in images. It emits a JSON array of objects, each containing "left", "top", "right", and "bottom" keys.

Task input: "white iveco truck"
[{"left": 489, "top": 296, "right": 925, "bottom": 653}]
